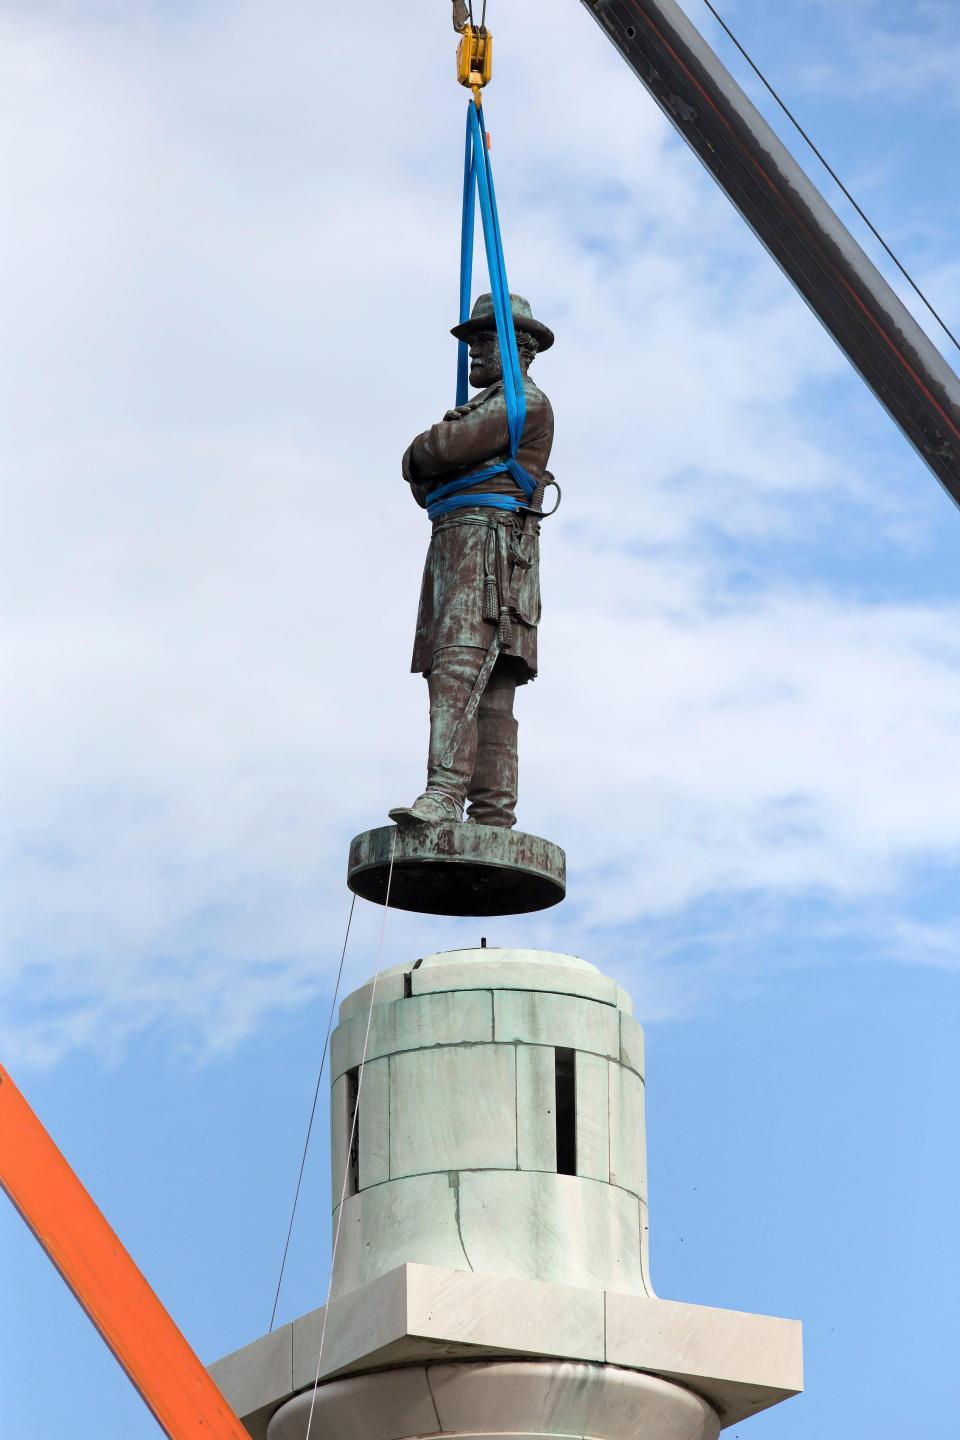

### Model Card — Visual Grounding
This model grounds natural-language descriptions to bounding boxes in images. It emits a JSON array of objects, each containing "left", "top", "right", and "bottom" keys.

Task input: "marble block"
[
  {"left": 331, "top": 989, "right": 492, "bottom": 1079},
  {"left": 359, "top": 1056, "right": 389, "bottom": 1190},
  {"left": 516, "top": 1045, "right": 557, "bottom": 1171},
  {"left": 608, "top": 1064, "right": 646, "bottom": 1200},
  {"left": 457, "top": 1172, "right": 646, "bottom": 1295},
  {"left": 493, "top": 990, "right": 620, "bottom": 1058},
  {"left": 268, "top": 1362, "right": 719, "bottom": 1440},
  {"left": 389, "top": 1045, "right": 517, "bottom": 1178},
  {"left": 209, "top": 1263, "right": 802, "bottom": 1438},
  {"left": 574, "top": 1052, "right": 610, "bottom": 1182}
]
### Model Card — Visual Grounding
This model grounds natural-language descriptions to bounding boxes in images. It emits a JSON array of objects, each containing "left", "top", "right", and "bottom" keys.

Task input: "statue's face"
[{"left": 469, "top": 333, "right": 502, "bottom": 389}]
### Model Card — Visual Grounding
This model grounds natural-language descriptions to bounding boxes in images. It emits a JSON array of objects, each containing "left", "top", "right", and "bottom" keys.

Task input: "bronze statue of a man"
[{"left": 389, "top": 293, "right": 555, "bottom": 830}]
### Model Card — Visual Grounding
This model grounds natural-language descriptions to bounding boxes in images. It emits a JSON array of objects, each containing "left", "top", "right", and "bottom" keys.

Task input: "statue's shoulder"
[
  {"left": 523, "top": 375, "right": 550, "bottom": 400},
  {"left": 523, "top": 377, "right": 553, "bottom": 420}
]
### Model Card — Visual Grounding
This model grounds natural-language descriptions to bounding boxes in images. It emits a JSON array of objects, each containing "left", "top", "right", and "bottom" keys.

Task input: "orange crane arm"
[{"left": 0, "top": 1063, "right": 249, "bottom": 1440}]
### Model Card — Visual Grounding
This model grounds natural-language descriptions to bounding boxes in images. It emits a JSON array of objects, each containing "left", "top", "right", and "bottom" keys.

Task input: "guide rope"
[
  {"left": 698, "top": 0, "right": 960, "bottom": 357},
  {"left": 302, "top": 828, "right": 398, "bottom": 1440},
  {"left": 268, "top": 893, "right": 357, "bottom": 1333},
  {"left": 426, "top": 99, "right": 538, "bottom": 521}
]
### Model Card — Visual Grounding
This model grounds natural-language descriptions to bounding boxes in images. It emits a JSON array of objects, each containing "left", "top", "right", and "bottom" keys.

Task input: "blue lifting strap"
[{"left": 427, "top": 102, "right": 537, "bottom": 523}]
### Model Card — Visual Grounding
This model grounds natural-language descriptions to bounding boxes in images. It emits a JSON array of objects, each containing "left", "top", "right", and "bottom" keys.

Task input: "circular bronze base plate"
[{"left": 347, "top": 823, "right": 566, "bottom": 917}]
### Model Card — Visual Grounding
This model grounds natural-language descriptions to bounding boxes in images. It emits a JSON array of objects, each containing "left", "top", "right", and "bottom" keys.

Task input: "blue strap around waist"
[{"left": 426, "top": 458, "right": 537, "bottom": 521}]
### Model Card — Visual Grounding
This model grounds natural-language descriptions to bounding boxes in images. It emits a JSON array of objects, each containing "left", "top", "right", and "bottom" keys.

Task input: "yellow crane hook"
[{"left": 455, "top": 18, "right": 493, "bottom": 108}]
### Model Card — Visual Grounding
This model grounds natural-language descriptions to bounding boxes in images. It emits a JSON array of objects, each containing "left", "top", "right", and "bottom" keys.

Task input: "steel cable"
[
  {"left": 699, "top": 0, "right": 960, "bottom": 356},
  {"left": 268, "top": 892, "right": 356, "bottom": 1333}
]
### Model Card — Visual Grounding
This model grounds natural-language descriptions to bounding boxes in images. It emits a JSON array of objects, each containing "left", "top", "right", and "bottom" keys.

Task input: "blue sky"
[{"left": 2, "top": 0, "right": 959, "bottom": 1435}]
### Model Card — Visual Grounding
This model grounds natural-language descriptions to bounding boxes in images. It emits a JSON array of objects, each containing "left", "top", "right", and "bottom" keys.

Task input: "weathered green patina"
[
  {"left": 347, "top": 823, "right": 566, "bottom": 916},
  {"left": 389, "top": 293, "right": 555, "bottom": 831}
]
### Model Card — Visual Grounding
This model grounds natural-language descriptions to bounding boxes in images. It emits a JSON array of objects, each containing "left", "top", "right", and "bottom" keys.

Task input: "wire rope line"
[
  {"left": 268, "top": 892, "right": 357, "bottom": 1334},
  {"left": 698, "top": 0, "right": 960, "bottom": 357},
  {"left": 303, "top": 828, "right": 398, "bottom": 1440}
]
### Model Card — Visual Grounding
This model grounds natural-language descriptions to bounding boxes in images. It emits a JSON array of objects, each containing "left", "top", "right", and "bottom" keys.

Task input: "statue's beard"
[{"left": 472, "top": 362, "right": 502, "bottom": 386}]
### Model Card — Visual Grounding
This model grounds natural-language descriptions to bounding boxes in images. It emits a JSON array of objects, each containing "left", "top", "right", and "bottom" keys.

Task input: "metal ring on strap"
[{"left": 538, "top": 477, "right": 561, "bottom": 517}]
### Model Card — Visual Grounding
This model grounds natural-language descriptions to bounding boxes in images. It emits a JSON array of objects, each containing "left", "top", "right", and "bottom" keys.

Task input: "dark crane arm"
[{"left": 580, "top": 0, "right": 960, "bottom": 508}]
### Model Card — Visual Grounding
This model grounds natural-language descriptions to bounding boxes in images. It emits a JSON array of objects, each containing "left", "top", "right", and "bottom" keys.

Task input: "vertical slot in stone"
[
  {"left": 554, "top": 1047, "right": 577, "bottom": 1175},
  {"left": 346, "top": 1067, "right": 360, "bottom": 1197}
]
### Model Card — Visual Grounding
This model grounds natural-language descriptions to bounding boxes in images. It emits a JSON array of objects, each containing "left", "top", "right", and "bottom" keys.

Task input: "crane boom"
[
  {"left": 0, "top": 1064, "right": 248, "bottom": 1440},
  {"left": 580, "top": 0, "right": 960, "bottom": 508}
]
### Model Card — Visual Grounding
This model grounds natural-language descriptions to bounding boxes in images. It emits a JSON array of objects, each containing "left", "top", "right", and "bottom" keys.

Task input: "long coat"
[{"left": 402, "top": 377, "right": 555, "bottom": 682}]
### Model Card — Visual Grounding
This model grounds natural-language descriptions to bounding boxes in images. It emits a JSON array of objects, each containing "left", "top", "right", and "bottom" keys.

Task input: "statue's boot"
[
  {"left": 466, "top": 665, "right": 518, "bottom": 828},
  {"left": 388, "top": 791, "right": 461, "bottom": 825},
  {"left": 388, "top": 647, "right": 482, "bottom": 825}
]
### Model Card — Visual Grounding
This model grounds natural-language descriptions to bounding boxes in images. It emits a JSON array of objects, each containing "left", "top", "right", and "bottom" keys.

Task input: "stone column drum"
[
  {"left": 327, "top": 946, "right": 651, "bottom": 1301},
  {"left": 210, "top": 947, "right": 802, "bottom": 1440}
]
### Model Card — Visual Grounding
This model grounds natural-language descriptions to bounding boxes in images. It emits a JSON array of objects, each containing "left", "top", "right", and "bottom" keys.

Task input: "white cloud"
[
  {"left": 888, "top": 917, "right": 960, "bottom": 971},
  {"left": 2, "top": 0, "right": 959, "bottom": 1066},
  {"left": 799, "top": 0, "right": 960, "bottom": 104}
]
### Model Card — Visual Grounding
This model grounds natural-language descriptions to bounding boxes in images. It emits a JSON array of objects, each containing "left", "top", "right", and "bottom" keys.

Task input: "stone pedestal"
[
  {"left": 267, "top": 1362, "right": 719, "bottom": 1440},
  {"left": 328, "top": 947, "right": 649, "bottom": 1297},
  {"left": 210, "top": 948, "right": 802, "bottom": 1437}
]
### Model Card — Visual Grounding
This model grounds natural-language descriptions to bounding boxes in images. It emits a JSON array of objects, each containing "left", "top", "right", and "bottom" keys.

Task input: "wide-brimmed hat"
[{"left": 451, "top": 292, "right": 555, "bottom": 351}]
